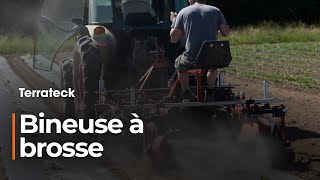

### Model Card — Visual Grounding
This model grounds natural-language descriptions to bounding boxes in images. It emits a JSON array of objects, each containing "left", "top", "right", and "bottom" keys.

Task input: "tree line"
[
  {"left": 0, "top": 0, "right": 319, "bottom": 34},
  {"left": 209, "top": 0, "right": 320, "bottom": 25}
]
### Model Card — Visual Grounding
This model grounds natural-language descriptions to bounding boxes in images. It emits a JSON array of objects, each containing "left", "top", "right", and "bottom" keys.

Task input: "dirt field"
[
  {"left": 0, "top": 147, "right": 8, "bottom": 180},
  {"left": 111, "top": 76, "right": 320, "bottom": 180},
  {"left": 2, "top": 55, "right": 320, "bottom": 180},
  {"left": 226, "top": 76, "right": 320, "bottom": 180},
  {"left": 5, "top": 55, "right": 63, "bottom": 115}
]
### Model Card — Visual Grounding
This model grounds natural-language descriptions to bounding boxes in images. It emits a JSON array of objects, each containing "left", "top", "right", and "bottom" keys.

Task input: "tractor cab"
[
  {"left": 119, "top": 0, "right": 157, "bottom": 26},
  {"left": 33, "top": 0, "right": 188, "bottom": 71},
  {"left": 33, "top": 0, "right": 233, "bottom": 98},
  {"left": 112, "top": 0, "right": 189, "bottom": 40}
]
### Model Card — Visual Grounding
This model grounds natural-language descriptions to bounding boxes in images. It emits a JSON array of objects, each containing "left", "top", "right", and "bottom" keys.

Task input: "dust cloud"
[
  {"left": 0, "top": 0, "right": 40, "bottom": 34},
  {"left": 151, "top": 110, "right": 289, "bottom": 180},
  {"left": 0, "top": 0, "right": 84, "bottom": 34},
  {"left": 168, "top": 134, "right": 275, "bottom": 179}
]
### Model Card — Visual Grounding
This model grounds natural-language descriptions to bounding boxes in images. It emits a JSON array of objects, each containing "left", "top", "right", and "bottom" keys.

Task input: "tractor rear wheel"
[
  {"left": 61, "top": 57, "right": 75, "bottom": 118},
  {"left": 77, "top": 37, "right": 102, "bottom": 119}
]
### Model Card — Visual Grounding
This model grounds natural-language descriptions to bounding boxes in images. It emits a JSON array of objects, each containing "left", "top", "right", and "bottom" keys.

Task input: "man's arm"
[
  {"left": 170, "top": 12, "right": 184, "bottom": 43},
  {"left": 170, "top": 29, "right": 183, "bottom": 43},
  {"left": 217, "top": 10, "right": 230, "bottom": 37},
  {"left": 219, "top": 24, "right": 230, "bottom": 37}
]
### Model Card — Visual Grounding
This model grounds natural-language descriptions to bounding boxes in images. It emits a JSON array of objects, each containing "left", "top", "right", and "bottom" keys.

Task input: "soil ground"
[
  {"left": 107, "top": 76, "right": 320, "bottom": 180},
  {"left": 5, "top": 55, "right": 63, "bottom": 115},
  {"left": 226, "top": 76, "right": 320, "bottom": 180},
  {"left": 0, "top": 147, "right": 8, "bottom": 180},
  {"left": 1, "top": 55, "right": 319, "bottom": 180}
]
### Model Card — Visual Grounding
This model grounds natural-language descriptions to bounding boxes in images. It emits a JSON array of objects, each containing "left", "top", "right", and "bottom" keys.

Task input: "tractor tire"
[
  {"left": 78, "top": 37, "right": 102, "bottom": 119},
  {"left": 61, "top": 57, "right": 75, "bottom": 118}
]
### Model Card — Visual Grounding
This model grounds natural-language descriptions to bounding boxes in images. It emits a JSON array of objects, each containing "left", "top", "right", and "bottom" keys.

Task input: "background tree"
[{"left": 0, "top": 0, "right": 319, "bottom": 34}]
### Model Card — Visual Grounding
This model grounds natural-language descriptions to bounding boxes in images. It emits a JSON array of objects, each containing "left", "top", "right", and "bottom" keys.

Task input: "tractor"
[
  {"left": 34, "top": 0, "right": 290, "bottom": 172},
  {"left": 35, "top": 0, "right": 188, "bottom": 118}
]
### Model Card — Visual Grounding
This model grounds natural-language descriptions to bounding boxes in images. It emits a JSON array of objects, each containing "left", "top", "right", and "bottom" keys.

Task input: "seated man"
[
  {"left": 121, "top": 0, "right": 157, "bottom": 25},
  {"left": 170, "top": 0, "right": 230, "bottom": 102}
]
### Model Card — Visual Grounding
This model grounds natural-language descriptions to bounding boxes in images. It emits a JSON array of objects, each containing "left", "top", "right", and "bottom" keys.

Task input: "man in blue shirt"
[{"left": 170, "top": 0, "right": 230, "bottom": 102}]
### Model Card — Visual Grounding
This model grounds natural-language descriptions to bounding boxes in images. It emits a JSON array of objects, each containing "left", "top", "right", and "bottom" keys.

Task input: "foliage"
[
  {"left": 222, "top": 22, "right": 320, "bottom": 45},
  {"left": 0, "top": 33, "right": 75, "bottom": 55},
  {"left": 1, "top": 23, "right": 319, "bottom": 91},
  {"left": 208, "top": 0, "right": 320, "bottom": 25},
  {"left": 0, "top": 33, "right": 34, "bottom": 54},
  {"left": 227, "top": 42, "right": 320, "bottom": 91}
]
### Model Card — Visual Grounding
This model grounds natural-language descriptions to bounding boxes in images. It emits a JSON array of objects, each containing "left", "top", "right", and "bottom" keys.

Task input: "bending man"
[{"left": 170, "top": 0, "right": 230, "bottom": 102}]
